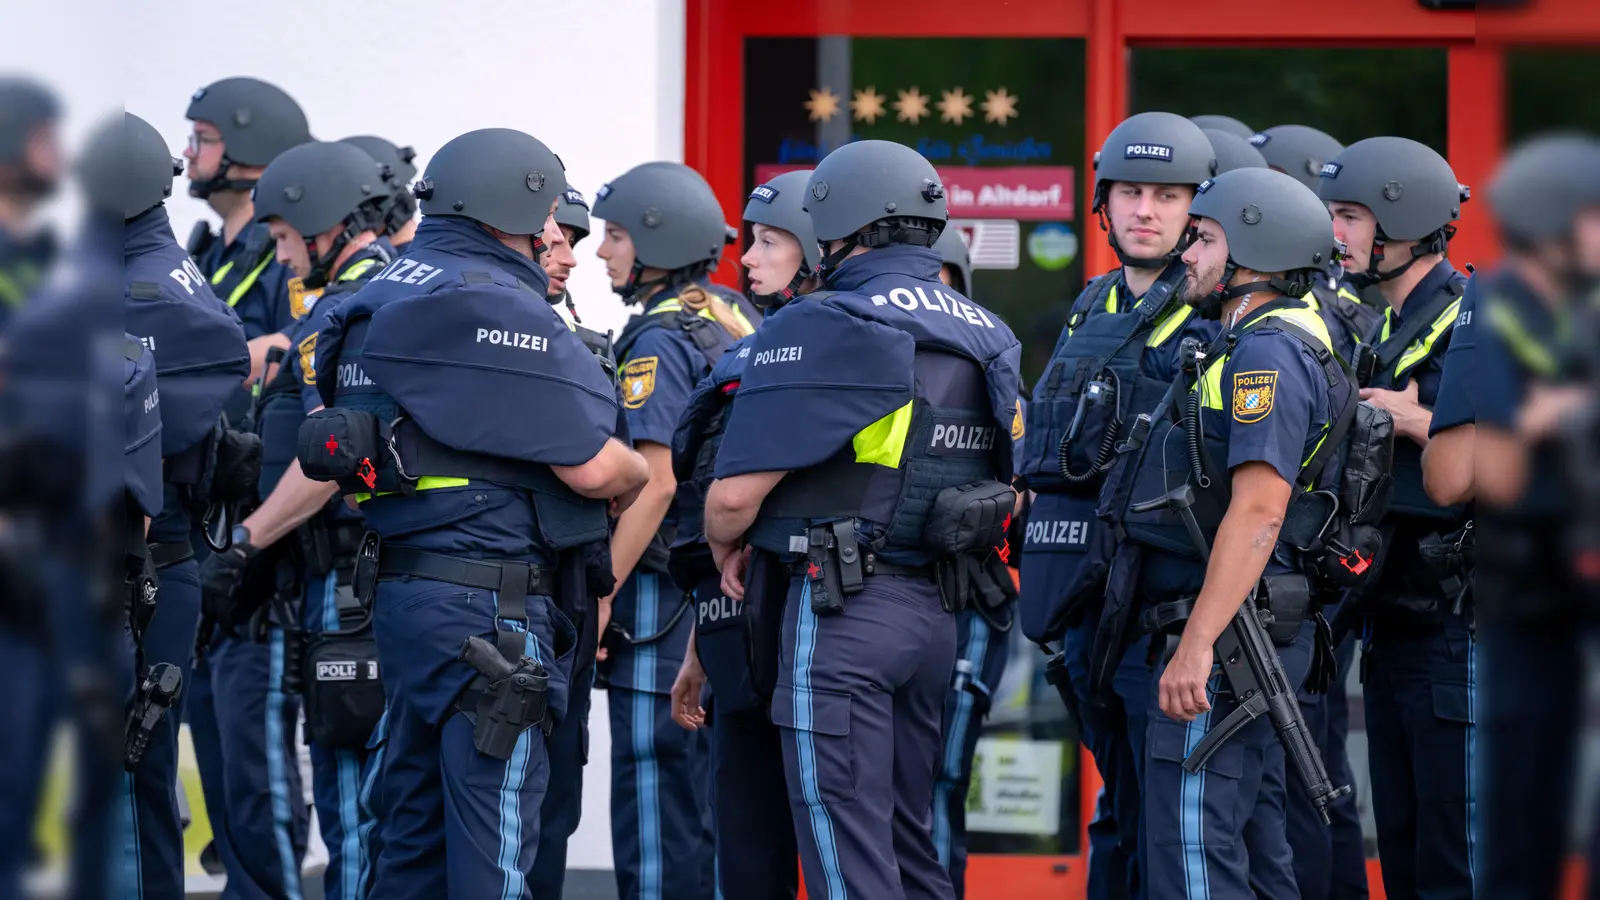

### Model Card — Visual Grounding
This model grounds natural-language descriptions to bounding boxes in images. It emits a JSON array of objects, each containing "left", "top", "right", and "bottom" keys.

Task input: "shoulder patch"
[
  {"left": 622, "top": 356, "right": 659, "bottom": 409},
  {"left": 299, "top": 333, "right": 317, "bottom": 386},
  {"left": 1011, "top": 405, "right": 1025, "bottom": 440},
  {"left": 1232, "top": 370, "right": 1277, "bottom": 423},
  {"left": 289, "top": 277, "right": 323, "bottom": 320}
]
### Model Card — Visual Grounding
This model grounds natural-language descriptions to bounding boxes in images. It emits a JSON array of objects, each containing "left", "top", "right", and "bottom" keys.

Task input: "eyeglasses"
[{"left": 186, "top": 132, "right": 222, "bottom": 153}]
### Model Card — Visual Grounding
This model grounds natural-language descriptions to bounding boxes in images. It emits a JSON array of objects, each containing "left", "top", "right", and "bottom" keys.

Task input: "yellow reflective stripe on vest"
[
  {"left": 1393, "top": 298, "right": 1461, "bottom": 380},
  {"left": 1105, "top": 284, "right": 1120, "bottom": 314},
  {"left": 1149, "top": 303, "right": 1193, "bottom": 347},
  {"left": 851, "top": 401, "right": 913, "bottom": 468},
  {"left": 211, "top": 253, "right": 273, "bottom": 307},
  {"left": 339, "top": 258, "right": 378, "bottom": 281},
  {"left": 1198, "top": 304, "right": 1334, "bottom": 412},
  {"left": 730, "top": 303, "right": 754, "bottom": 334},
  {"left": 1485, "top": 297, "right": 1558, "bottom": 377},
  {"left": 0, "top": 270, "right": 22, "bottom": 308},
  {"left": 353, "top": 476, "right": 473, "bottom": 504}
]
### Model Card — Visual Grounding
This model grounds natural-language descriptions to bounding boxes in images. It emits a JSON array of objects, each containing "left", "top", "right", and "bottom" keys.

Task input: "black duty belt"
[
  {"left": 787, "top": 550, "right": 934, "bottom": 581},
  {"left": 148, "top": 541, "right": 195, "bottom": 570},
  {"left": 376, "top": 548, "right": 555, "bottom": 598}
]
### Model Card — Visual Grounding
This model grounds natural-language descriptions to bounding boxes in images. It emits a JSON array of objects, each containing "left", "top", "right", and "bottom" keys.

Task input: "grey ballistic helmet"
[
  {"left": 1318, "top": 136, "right": 1467, "bottom": 287},
  {"left": 253, "top": 140, "right": 390, "bottom": 287},
  {"left": 933, "top": 224, "right": 974, "bottom": 298},
  {"left": 802, "top": 140, "right": 947, "bottom": 275},
  {"left": 742, "top": 168, "right": 818, "bottom": 306},
  {"left": 1205, "top": 129, "right": 1270, "bottom": 175},
  {"left": 414, "top": 127, "right": 567, "bottom": 238},
  {"left": 78, "top": 112, "right": 183, "bottom": 221},
  {"left": 592, "top": 161, "right": 728, "bottom": 300},
  {"left": 1487, "top": 131, "right": 1600, "bottom": 248},
  {"left": 1249, "top": 124, "right": 1344, "bottom": 192},
  {"left": 1092, "top": 112, "right": 1217, "bottom": 268},
  {"left": 1189, "top": 167, "right": 1338, "bottom": 308},
  {"left": 185, "top": 76, "right": 312, "bottom": 198},
  {"left": 340, "top": 135, "right": 418, "bottom": 237},
  {"left": 0, "top": 75, "right": 59, "bottom": 167},
  {"left": 253, "top": 141, "right": 388, "bottom": 237},
  {"left": 555, "top": 188, "right": 592, "bottom": 246},
  {"left": 1190, "top": 114, "right": 1254, "bottom": 140}
]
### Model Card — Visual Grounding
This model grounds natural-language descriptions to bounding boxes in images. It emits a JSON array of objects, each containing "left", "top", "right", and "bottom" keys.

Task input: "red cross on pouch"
[
  {"left": 325, "top": 434, "right": 339, "bottom": 455},
  {"left": 807, "top": 561, "right": 822, "bottom": 581}
]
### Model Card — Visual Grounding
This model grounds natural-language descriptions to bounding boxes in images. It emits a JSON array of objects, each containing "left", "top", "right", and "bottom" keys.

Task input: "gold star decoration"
[
  {"left": 938, "top": 87, "right": 974, "bottom": 125},
  {"left": 894, "top": 87, "right": 931, "bottom": 124},
  {"left": 804, "top": 87, "right": 841, "bottom": 122},
  {"left": 852, "top": 86, "right": 887, "bottom": 124},
  {"left": 981, "top": 87, "right": 1020, "bottom": 126}
]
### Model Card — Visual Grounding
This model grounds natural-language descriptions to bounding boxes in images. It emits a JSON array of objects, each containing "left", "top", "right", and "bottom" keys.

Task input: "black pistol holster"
[
  {"left": 124, "top": 662, "right": 182, "bottom": 770},
  {"left": 459, "top": 634, "right": 551, "bottom": 761},
  {"left": 805, "top": 520, "right": 863, "bottom": 616}
]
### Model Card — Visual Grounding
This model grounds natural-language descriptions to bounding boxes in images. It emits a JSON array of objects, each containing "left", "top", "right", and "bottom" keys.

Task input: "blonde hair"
[{"left": 678, "top": 284, "right": 754, "bottom": 339}]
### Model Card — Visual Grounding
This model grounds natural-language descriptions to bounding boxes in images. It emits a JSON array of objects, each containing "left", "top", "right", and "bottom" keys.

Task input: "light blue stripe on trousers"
[
  {"left": 266, "top": 629, "right": 305, "bottom": 900},
  {"left": 1179, "top": 682, "right": 1215, "bottom": 900},
  {"left": 493, "top": 592, "right": 543, "bottom": 900},
  {"left": 793, "top": 581, "right": 847, "bottom": 900},
  {"left": 933, "top": 613, "right": 991, "bottom": 868},
  {"left": 633, "top": 574, "right": 663, "bottom": 899}
]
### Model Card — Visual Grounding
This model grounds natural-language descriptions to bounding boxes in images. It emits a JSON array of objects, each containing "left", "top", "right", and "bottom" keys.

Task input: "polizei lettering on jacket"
[
  {"left": 870, "top": 286, "right": 996, "bottom": 329},
  {"left": 930, "top": 423, "right": 996, "bottom": 452},
  {"left": 372, "top": 257, "right": 448, "bottom": 286},
  {"left": 476, "top": 328, "right": 549, "bottom": 352},
  {"left": 1026, "top": 519, "right": 1091, "bottom": 546},
  {"left": 753, "top": 345, "right": 802, "bottom": 365}
]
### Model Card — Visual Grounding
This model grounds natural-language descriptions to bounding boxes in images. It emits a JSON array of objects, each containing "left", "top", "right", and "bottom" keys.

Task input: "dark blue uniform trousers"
[
  {"left": 1287, "top": 633, "right": 1368, "bottom": 900},
  {"left": 605, "top": 571, "right": 716, "bottom": 900},
  {"left": 1062, "top": 619, "right": 1152, "bottom": 900},
  {"left": 529, "top": 655, "right": 595, "bottom": 897},
  {"left": 933, "top": 605, "right": 1012, "bottom": 899},
  {"left": 695, "top": 571, "right": 797, "bottom": 900},
  {"left": 121, "top": 557, "right": 202, "bottom": 900},
  {"left": 0, "top": 621, "right": 54, "bottom": 900},
  {"left": 367, "top": 579, "right": 569, "bottom": 900},
  {"left": 1143, "top": 617, "right": 1315, "bottom": 900},
  {"left": 775, "top": 574, "right": 956, "bottom": 900},
  {"left": 1362, "top": 615, "right": 1475, "bottom": 900},
  {"left": 188, "top": 626, "right": 308, "bottom": 900},
  {"left": 302, "top": 571, "right": 373, "bottom": 900}
]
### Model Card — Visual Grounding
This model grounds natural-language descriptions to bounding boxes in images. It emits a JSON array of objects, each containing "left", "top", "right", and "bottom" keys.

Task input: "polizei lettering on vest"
[
  {"left": 753, "top": 345, "right": 802, "bottom": 365},
  {"left": 338, "top": 364, "right": 374, "bottom": 388},
  {"left": 1026, "top": 519, "right": 1090, "bottom": 546},
  {"left": 476, "top": 328, "right": 549, "bottom": 352},
  {"left": 375, "top": 258, "right": 448, "bottom": 286},
  {"left": 870, "top": 286, "right": 996, "bottom": 329},
  {"left": 931, "top": 423, "right": 996, "bottom": 451}
]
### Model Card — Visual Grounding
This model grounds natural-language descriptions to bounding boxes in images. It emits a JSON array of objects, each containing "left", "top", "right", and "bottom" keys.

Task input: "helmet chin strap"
[
  {"left": 1198, "top": 260, "right": 1311, "bottom": 321},
  {"left": 189, "top": 155, "right": 257, "bottom": 200},
  {"left": 748, "top": 262, "right": 812, "bottom": 310},
  {"left": 1344, "top": 226, "right": 1454, "bottom": 290},
  {"left": 816, "top": 237, "right": 859, "bottom": 283}
]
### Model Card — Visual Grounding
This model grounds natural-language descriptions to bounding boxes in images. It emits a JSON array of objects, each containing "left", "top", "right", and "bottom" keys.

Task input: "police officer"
[
  {"left": 669, "top": 168, "right": 815, "bottom": 900},
  {"left": 1190, "top": 115, "right": 1254, "bottom": 140},
  {"left": 1318, "top": 136, "right": 1472, "bottom": 900},
  {"left": 528, "top": 184, "right": 612, "bottom": 900},
  {"left": 0, "top": 76, "right": 60, "bottom": 324},
  {"left": 195, "top": 139, "right": 397, "bottom": 900},
  {"left": 705, "top": 139, "right": 1021, "bottom": 900},
  {"left": 1251, "top": 124, "right": 1345, "bottom": 192},
  {"left": 1436, "top": 132, "right": 1600, "bottom": 900},
  {"left": 591, "top": 160, "right": 753, "bottom": 900},
  {"left": 302, "top": 126, "right": 647, "bottom": 899},
  {"left": 1203, "top": 128, "right": 1269, "bottom": 175},
  {"left": 1106, "top": 166, "right": 1352, "bottom": 900},
  {"left": 183, "top": 76, "right": 313, "bottom": 411},
  {"left": 1021, "top": 111, "right": 1218, "bottom": 900},
  {"left": 341, "top": 135, "right": 419, "bottom": 251},
  {"left": 122, "top": 110, "right": 252, "bottom": 900}
]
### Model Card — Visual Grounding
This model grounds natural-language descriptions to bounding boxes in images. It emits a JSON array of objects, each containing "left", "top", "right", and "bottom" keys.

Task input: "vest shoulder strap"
[
  {"left": 211, "top": 231, "right": 275, "bottom": 307},
  {"left": 1371, "top": 280, "right": 1463, "bottom": 376},
  {"left": 1067, "top": 273, "right": 1119, "bottom": 331},
  {"left": 1262, "top": 318, "right": 1356, "bottom": 490}
]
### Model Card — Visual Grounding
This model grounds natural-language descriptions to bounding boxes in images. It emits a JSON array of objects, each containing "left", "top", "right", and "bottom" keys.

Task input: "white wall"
[
  {"left": 117, "top": 0, "right": 688, "bottom": 872},
  {"left": 122, "top": 0, "right": 686, "bottom": 339}
]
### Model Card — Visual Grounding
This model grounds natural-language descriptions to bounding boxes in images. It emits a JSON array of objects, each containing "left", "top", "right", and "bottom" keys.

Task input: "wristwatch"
[{"left": 230, "top": 524, "right": 254, "bottom": 551}]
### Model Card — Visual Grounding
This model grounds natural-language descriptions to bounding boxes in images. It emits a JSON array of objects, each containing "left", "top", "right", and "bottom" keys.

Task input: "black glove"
[{"left": 200, "top": 539, "right": 258, "bottom": 637}]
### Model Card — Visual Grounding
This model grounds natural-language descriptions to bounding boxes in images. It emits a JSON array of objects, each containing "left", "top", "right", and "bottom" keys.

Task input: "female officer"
[
  {"left": 591, "top": 160, "right": 755, "bottom": 900},
  {"left": 303, "top": 127, "right": 648, "bottom": 900},
  {"left": 669, "top": 168, "right": 816, "bottom": 900}
]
